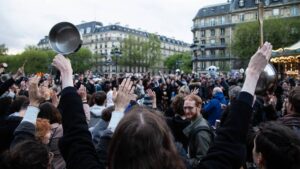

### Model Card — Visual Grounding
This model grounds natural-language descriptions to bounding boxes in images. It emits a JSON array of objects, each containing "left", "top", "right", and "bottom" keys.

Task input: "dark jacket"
[
  {"left": 58, "top": 87, "right": 104, "bottom": 169},
  {"left": 0, "top": 115, "right": 22, "bottom": 154},
  {"left": 166, "top": 115, "right": 190, "bottom": 151},
  {"left": 183, "top": 115, "right": 212, "bottom": 168},
  {"left": 278, "top": 113, "right": 300, "bottom": 138},
  {"left": 197, "top": 92, "right": 253, "bottom": 169},
  {"left": 58, "top": 86, "right": 253, "bottom": 169}
]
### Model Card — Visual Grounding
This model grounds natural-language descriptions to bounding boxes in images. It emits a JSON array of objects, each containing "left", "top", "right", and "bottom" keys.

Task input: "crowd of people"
[{"left": 0, "top": 42, "right": 300, "bottom": 169}]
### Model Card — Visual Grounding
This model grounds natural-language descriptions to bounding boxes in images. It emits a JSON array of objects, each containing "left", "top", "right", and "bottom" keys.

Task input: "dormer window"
[{"left": 239, "top": 0, "right": 245, "bottom": 7}]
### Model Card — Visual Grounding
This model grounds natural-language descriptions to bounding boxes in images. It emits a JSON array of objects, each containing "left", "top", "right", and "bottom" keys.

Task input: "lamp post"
[
  {"left": 190, "top": 38, "right": 199, "bottom": 73},
  {"left": 110, "top": 47, "right": 122, "bottom": 75}
]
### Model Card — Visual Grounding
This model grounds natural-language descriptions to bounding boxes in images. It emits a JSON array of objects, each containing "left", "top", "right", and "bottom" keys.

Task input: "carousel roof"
[{"left": 271, "top": 40, "right": 300, "bottom": 64}]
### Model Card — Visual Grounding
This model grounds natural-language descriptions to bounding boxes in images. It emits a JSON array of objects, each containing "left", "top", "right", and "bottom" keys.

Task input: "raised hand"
[
  {"left": 246, "top": 42, "right": 272, "bottom": 77},
  {"left": 52, "top": 54, "right": 73, "bottom": 89},
  {"left": 147, "top": 89, "right": 156, "bottom": 99},
  {"left": 191, "top": 88, "right": 199, "bottom": 95},
  {"left": 114, "top": 78, "right": 136, "bottom": 112},
  {"left": 77, "top": 84, "right": 87, "bottom": 102},
  {"left": 28, "top": 76, "right": 45, "bottom": 107},
  {"left": 12, "top": 66, "right": 25, "bottom": 80},
  {"left": 242, "top": 42, "right": 273, "bottom": 95}
]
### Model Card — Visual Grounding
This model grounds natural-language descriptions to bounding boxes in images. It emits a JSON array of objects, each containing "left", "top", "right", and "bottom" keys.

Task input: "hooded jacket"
[{"left": 203, "top": 92, "right": 227, "bottom": 126}]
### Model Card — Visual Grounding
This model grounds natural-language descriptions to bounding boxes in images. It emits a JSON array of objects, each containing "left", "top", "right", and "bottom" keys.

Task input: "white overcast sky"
[{"left": 0, "top": 0, "right": 226, "bottom": 54}]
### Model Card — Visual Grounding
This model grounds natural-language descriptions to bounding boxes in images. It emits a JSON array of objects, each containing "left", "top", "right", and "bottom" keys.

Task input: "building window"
[
  {"left": 201, "top": 30, "right": 205, "bottom": 37},
  {"left": 201, "top": 62, "right": 205, "bottom": 69},
  {"left": 219, "top": 49, "right": 225, "bottom": 56},
  {"left": 220, "top": 38, "right": 225, "bottom": 45},
  {"left": 220, "top": 28, "right": 225, "bottom": 36},
  {"left": 79, "top": 29, "right": 84, "bottom": 35},
  {"left": 210, "top": 39, "right": 216, "bottom": 45},
  {"left": 291, "top": 6, "right": 298, "bottom": 16},
  {"left": 211, "top": 50, "right": 215, "bottom": 56},
  {"left": 86, "top": 27, "right": 91, "bottom": 34},
  {"left": 273, "top": 8, "right": 280, "bottom": 16},
  {"left": 239, "top": 14, "right": 245, "bottom": 21},
  {"left": 201, "top": 40, "right": 206, "bottom": 45},
  {"left": 210, "top": 29, "right": 215, "bottom": 36},
  {"left": 255, "top": 0, "right": 259, "bottom": 4},
  {"left": 220, "top": 16, "right": 225, "bottom": 24},
  {"left": 239, "top": 0, "right": 244, "bottom": 7},
  {"left": 200, "top": 19, "right": 205, "bottom": 26},
  {"left": 210, "top": 18, "right": 216, "bottom": 26},
  {"left": 201, "top": 51, "right": 205, "bottom": 56}
]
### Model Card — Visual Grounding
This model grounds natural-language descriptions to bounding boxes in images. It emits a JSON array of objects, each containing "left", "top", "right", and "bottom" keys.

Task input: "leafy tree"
[
  {"left": 0, "top": 44, "right": 8, "bottom": 56},
  {"left": 0, "top": 48, "right": 55, "bottom": 74},
  {"left": 144, "top": 34, "right": 162, "bottom": 71},
  {"left": 164, "top": 52, "right": 192, "bottom": 73},
  {"left": 231, "top": 17, "right": 300, "bottom": 66},
  {"left": 119, "top": 34, "right": 162, "bottom": 72},
  {"left": 69, "top": 47, "right": 93, "bottom": 73}
]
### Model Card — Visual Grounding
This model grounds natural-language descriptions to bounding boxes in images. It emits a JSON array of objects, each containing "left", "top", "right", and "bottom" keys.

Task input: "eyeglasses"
[{"left": 184, "top": 106, "right": 196, "bottom": 111}]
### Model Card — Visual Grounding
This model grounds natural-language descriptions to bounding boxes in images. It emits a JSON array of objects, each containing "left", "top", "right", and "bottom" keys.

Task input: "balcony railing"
[{"left": 192, "top": 55, "right": 232, "bottom": 61}]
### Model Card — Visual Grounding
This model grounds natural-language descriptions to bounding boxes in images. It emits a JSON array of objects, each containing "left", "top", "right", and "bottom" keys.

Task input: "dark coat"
[{"left": 0, "top": 115, "right": 22, "bottom": 154}]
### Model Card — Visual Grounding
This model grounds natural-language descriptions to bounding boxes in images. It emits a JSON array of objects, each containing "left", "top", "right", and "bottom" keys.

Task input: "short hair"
[
  {"left": 212, "top": 87, "right": 223, "bottom": 95},
  {"left": 228, "top": 86, "right": 241, "bottom": 100},
  {"left": 93, "top": 91, "right": 107, "bottom": 106},
  {"left": 184, "top": 94, "right": 202, "bottom": 108},
  {"left": 38, "top": 102, "right": 62, "bottom": 124},
  {"left": 1, "top": 140, "right": 49, "bottom": 169},
  {"left": 254, "top": 121, "right": 300, "bottom": 169},
  {"left": 172, "top": 95, "right": 185, "bottom": 116},
  {"left": 108, "top": 106, "right": 186, "bottom": 169},
  {"left": 288, "top": 86, "right": 300, "bottom": 113},
  {"left": 8, "top": 96, "right": 29, "bottom": 114}
]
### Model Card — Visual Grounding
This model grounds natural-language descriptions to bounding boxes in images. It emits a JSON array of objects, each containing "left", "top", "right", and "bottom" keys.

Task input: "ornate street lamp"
[{"left": 110, "top": 47, "right": 122, "bottom": 75}]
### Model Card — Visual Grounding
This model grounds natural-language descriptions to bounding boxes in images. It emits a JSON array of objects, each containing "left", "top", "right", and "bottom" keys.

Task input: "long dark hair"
[
  {"left": 108, "top": 106, "right": 185, "bottom": 169},
  {"left": 254, "top": 121, "right": 300, "bottom": 169}
]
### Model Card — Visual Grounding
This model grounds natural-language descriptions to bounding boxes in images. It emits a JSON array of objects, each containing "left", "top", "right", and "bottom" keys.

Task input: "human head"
[
  {"left": 36, "top": 118, "right": 51, "bottom": 144},
  {"left": 0, "top": 96, "right": 12, "bottom": 117},
  {"left": 212, "top": 87, "right": 223, "bottom": 96},
  {"left": 108, "top": 106, "right": 185, "bottom": 169},
  {"left": 178, "top": 85, "right": 190, "bottom": 96},
  {"left": 8, "top": 96, "right": 29, "bottom": 115},
  {"left": 0, "top": 140, "right": 50, "bottom": 169},
  {"left": 92, "top": 91, "right": 107, "bottom": 106},
  {"left": 184, "top": 94, "right": 202, "bottom": 121},
  {"left": 172, "top": 95, "right": 185, "bottom": 116},
  {"left": 38, "top": 102, "right": 62, "bottom": 124},
  {"left": 287, "top": 86, "right": 300, "bottom": 114},
  {"left": 228, "top": 85, "right": 241, "bottom": 101},
  {"left": 253, "top": 121, "right": 300, "bottom": 169}
]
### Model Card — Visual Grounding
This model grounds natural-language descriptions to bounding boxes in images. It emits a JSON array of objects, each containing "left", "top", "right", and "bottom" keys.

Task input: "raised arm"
[
  {"left": 52, "top": 54, "right": 104, "bottom": 169},
  {"left": 198, "top": 42, "right": 272, "bottom": 169}
]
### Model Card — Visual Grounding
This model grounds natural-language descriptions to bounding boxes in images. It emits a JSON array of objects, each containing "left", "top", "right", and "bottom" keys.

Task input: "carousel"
[{"left": 270, "top": 41, "right": 300, "bottom": 79}]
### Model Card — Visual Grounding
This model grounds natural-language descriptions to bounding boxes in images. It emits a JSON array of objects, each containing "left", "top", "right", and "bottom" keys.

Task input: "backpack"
[{"left": 190, "top": 125, "right": 216, "bottom": 143}]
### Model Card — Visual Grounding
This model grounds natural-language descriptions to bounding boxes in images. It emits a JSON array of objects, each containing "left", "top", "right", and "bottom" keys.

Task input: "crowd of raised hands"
[{"left": 1, "top": 42, "right": 300, "bottom": 169}]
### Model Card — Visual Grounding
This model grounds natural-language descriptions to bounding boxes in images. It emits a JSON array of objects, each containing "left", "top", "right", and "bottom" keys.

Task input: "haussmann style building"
[
  {"left": 38, "top": 21, "right": 190, "bottom": 74},
  {"left": 191, "top": 0, "right": 300, "bottom": 73}
]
